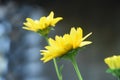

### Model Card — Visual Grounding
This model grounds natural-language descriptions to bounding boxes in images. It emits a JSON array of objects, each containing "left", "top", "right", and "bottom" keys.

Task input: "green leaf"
[{"left": 59, "top": 64, "right": 64, "bottom": 76}]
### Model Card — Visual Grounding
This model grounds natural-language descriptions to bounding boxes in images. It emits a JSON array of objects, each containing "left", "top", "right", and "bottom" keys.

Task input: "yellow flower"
[
  {"left": 104, "top": 55, "right": 120, "bottom": 69},
  {"left": 41, "top": 27, "right": 92, "bottom": 62},
  {"left": 23, "top": 11, "right": 63, "bottom": 32}
]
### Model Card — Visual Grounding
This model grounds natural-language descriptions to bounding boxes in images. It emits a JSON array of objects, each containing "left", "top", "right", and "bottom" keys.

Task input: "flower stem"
[
  {"left": 70, "top": 56, "right": 83, "bottom": 80},
  {"left": 118, "top": 76, "right": 120, "bottom": 80},
  {"left": 53, "top": 58, "right": 62, "bottom": 80}
]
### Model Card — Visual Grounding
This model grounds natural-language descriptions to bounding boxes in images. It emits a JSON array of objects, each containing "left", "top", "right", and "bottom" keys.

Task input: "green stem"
[
  {"left": 70, "top": 56, "right": 83, "bottom": 80},
  {"left": 118, "top": 76, "right": 120, "bottom": 80},
  {"left": 44, "top": 36, "right": 62, "bottom": 80},
  {"left": 53, "top": 58, "right": 62, "bottom": 80}
]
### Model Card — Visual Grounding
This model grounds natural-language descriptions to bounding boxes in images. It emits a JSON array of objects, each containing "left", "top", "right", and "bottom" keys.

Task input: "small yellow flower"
[
  {"left": 23, "top": 11, "right": 63, "bottom": 32},
  {"left": 41, "top": 27, "right": 92, "bottom": 62},
  {"left": 104, "top": 55, "right": 120, "bottom": 69}
]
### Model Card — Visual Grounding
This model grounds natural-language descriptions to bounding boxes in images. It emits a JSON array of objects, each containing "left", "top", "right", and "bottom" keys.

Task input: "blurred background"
[{"left": 0, "top": 0, "right": 120, "bottom": 80}]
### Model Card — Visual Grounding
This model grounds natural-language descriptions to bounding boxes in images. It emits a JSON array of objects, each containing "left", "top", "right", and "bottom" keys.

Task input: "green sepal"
[
  {"left": 106, "top": 68, "right": 120, "bottom": 78},
  {"left": 60, "top": 47, "right": 85, "bottom": 60},
  {"left": 59, "top": 64, "right": 64, "bottom": 77},
  {"left": 37, "top": 27, "right": 54, "bottom": 37}
]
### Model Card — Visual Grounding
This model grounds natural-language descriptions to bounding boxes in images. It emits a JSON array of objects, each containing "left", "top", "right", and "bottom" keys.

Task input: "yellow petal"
[
  {"left": 47, "top": 11, "right": 54, "bottom": 20},
  {"left": 70, "top": 27, "right": 83, "bottom": 48},
  {"left": 51, "top": 17, "right": 63, "bottom": 26},
  {"left": 80, "top": 41, "right": 92, "bottom": 47},
  {"left": 82, "top": 32, "right": 92, "bottom": 41},
  {"left": 104, "top": 55, "right": 120, "bottom": 69},
  {"left": 26, "top": 18, "right": 34, "bottom": 23}
]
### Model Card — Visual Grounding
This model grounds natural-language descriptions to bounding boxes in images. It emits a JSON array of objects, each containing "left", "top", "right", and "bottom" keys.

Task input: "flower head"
[
  {"left": 23, "top": 11, "right": 63, "bottom": 35},
  {"left": 104, "top": 55, "right": 120, "bottom": 78},
  {"left": 41, "top": 27, "right": 92, "bottom": 62},
  {"left": 104, "top": 55, "right": 120, "bottom": 69}
]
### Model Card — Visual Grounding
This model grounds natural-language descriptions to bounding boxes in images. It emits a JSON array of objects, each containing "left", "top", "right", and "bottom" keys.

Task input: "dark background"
[{"left": 0, "top": 0, "right": 120, "bottom": 80}]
